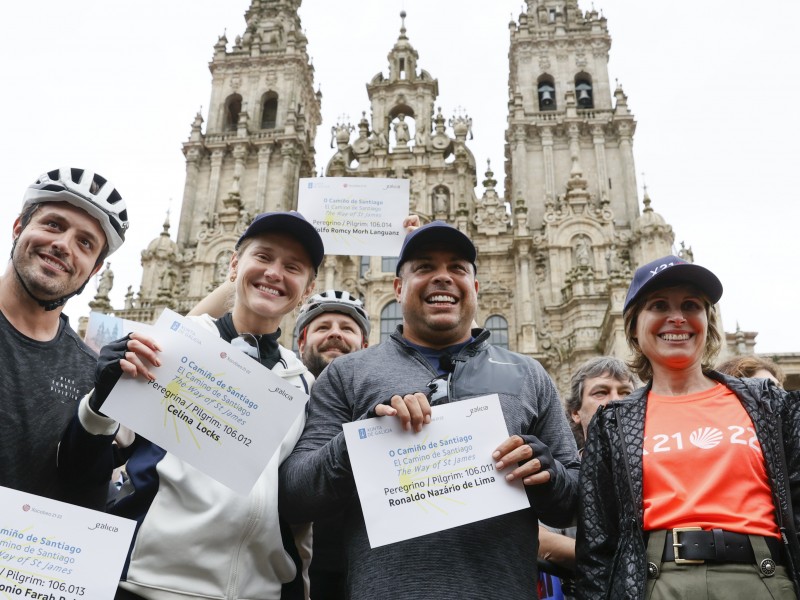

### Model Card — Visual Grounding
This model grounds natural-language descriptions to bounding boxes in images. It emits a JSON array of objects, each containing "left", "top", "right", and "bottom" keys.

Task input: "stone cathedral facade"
[{"left": 99, "top": 0, "right": 798, "bottom": 391}]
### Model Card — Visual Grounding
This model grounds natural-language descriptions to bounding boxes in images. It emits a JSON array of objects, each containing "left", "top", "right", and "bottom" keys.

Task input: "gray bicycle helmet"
[
  {"left": 22, "top": 167, "right": 128, "bottom": 255},
  {"left": 295, "top": 290, "right": 370, "bottom": 340}
]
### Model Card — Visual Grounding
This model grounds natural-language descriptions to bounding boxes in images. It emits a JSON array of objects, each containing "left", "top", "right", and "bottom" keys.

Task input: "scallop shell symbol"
[{"left": 690, "top": 427, "right": 723, "bottom": 449}]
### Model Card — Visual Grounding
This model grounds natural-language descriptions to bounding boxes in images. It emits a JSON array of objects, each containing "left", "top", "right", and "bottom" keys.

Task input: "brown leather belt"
[{"left": 663, "top": 527, "right": 784, "bottom": 565}]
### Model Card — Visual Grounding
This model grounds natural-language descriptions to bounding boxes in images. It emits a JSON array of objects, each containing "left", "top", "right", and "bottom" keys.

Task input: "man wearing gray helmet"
[
  {"left": 294, "top": 290, "right": 372, "bottom": 599},
  {"left": 0, "top": 167, "right": 128, "bottom": 508},
  {"left": 295, "top": 290, "right": 370, "bottom": 378}
]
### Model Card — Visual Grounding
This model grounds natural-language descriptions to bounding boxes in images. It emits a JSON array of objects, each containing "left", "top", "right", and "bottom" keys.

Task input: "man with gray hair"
[
  {"left": 566, "top": 356, "right": 636, "bottom": 450},
  {"left": 538, "top": 356, "right": 636, "bottom": 598}
]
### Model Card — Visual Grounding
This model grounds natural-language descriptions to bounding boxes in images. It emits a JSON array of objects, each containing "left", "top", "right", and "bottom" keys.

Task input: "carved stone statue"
[
  {"left": 97, "top": 263, "right": 114, "bottom": 298},
  {"left": 433, "top": 186, "right": 449, "bottom": 214},
  {"left": 216, "top": 251, "right": 233, "bottom": 283},
  {"left": 414, "top": 123, "right": 428, "bottom": 147},
  {"left": 574, "top": 235, "right": 591, "bottom": 267},
  {"left": 124, "top": 285, "right": 135, "bottom": 310},
  {"left": 393, "top": 113, "right": 409, "bottom": 145},
  {"left": 605, "top": 244, "right": 621, "bottom": 274},
  {"left": 369, "top": 127, "right": 388, "bottom": 149},
  {"left": 679, "top": 241, "right": 694, "bottom": 263},
  {"left": 160, "top": 268, "right": 175, "bottom": 293}
]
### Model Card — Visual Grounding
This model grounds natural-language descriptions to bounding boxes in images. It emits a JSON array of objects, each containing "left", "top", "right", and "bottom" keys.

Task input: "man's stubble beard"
[{"left": 302, "top": 349, "right": 330, "bottom": 379}]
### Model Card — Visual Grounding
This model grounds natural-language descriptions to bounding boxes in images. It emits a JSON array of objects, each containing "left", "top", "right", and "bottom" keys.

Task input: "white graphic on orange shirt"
[
  {"left": 643, "top": 427, "right": 761, "bottom": 455},
  {"left": 689, "top": 427, "right": 723, "bottom": 449},
  {"left": 728, "top": 425, "right": 760, "bottom": 450}
]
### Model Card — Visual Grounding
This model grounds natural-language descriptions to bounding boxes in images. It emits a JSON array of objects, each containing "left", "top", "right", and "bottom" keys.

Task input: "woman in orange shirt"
[{"left": 576, "top": 255, "right": 800, "bottom": 599}]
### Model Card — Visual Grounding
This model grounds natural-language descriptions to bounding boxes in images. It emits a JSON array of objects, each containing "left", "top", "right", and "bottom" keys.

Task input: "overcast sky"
[{"left": 2, "top": 0, "right": 798, "bottom": 353}]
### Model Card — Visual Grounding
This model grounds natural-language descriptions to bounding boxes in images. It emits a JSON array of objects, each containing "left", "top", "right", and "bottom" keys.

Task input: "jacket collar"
[{"left": 391, "top": 325, "right": 490, "bottom": 355}]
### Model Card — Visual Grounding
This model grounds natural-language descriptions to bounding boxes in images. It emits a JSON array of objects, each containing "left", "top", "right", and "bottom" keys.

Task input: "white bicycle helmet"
[
  {"left": 22, "top": 167, "right": 128, "bottom": 255},
  {"left": 295, "top": 290, "right": 371, "bottom": 340}
]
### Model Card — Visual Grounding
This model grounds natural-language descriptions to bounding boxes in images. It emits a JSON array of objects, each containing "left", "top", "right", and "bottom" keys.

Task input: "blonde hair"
[{"left": 623, "top": 293, "right": 722, "bottom": 382}]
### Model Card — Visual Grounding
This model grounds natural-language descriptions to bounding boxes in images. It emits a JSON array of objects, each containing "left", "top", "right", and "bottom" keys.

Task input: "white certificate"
[
  {"left": 297, "top": 177, "right": 409, "bottom": 256},
  {"left": 343, "top": 394, "right": 529, "bottom": 548},
  {"left": 102, "top": 309, "right": 308, "bottom": 495},
  {"left": 0, "top": 485, "right": 135, "bottom": 599}
]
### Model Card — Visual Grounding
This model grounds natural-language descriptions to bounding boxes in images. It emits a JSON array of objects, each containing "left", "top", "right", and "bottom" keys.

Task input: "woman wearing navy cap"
[
  {"left": 576, "top": 255, "right": 800, "bottom": 599},
  {"left": 60, "top": 212, "right": 322, "bottom": 600}
]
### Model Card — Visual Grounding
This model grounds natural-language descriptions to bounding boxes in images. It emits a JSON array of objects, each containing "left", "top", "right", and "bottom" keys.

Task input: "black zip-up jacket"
[{"left": 576, "top": 371, "right": 800, "bottom": 599}]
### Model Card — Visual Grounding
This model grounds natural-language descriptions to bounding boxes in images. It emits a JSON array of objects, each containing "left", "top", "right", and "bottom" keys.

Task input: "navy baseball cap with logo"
[
  {"left": 236, "top": 211, "right": 324, "bottom": 274},
  {"left": 395, "top": 220, "right": 477, "bottom": 276},
  {"left": 624, "top": 255, "right": 723, "bottom": 313}
]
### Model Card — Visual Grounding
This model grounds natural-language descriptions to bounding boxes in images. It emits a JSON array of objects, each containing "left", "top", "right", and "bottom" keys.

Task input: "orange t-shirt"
[{"left": 642, "top": 383, "right": 779, "bottom": 538}]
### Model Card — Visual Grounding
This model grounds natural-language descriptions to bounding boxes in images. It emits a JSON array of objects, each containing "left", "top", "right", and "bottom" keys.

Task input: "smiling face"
[
  {"left": 633, "top": 284, "right": 709, "bottom": 376},
  {"left": 298, "top": 312, "right": 365, "bottom": 377},
  {"left": 393, "top": 244, "right": 478, "bottom": 349},
  {"left": 11, "top": 202, "right": 105, "bottom": 302},
  {"left": 230, "top": 231, "right": 315, "bottom": 334}
]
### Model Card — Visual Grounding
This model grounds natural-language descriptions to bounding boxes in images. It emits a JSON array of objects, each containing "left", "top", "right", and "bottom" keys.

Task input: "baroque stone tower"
[
  {"left": 98, "top": 1, "right": 800, "bottom": 390},
  {"left": 114, "top": 0, "right": 320, "bottom": 323},
  {"left": 320, "top": 11, "right": 480, "bottom": 340},
  {"left": 497, "top": 0, "right": 677, "bottom": 387},
  {"left": 107, "top": 1, "right": 675, "bottom": 389}
]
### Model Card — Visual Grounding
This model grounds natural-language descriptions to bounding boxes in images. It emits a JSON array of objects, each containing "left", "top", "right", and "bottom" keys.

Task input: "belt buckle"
[{"left": 672, "top": 527, "right": 704, "bottom": 565}]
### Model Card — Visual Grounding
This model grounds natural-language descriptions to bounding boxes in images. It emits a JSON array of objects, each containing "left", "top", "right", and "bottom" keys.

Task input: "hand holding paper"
[
  {"left": 92, "top": 332, "right": 162, "bottom": 413},
  {"left": 101, "top": 310, "right": 308, "bottom": 495},
  {"left": 493, "top": 434, "right": 554, "bottom": 485},
  {"left": 343, "top": 395, "right": 529, "bottom": 548},
  {"left": 374, "top": 391, "right": 432, "bottom": 432}
]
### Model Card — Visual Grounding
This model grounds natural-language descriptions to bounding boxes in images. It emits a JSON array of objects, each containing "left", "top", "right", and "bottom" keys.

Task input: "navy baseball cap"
[
  {"left": 624, "top": 255, "right": 723, "bottom": 313},
  {"left": 396, "top": 220, "right": 477, "bottom": 276},
  {"left": 236, "top": 212, "right": 324, "bottom": 274}
]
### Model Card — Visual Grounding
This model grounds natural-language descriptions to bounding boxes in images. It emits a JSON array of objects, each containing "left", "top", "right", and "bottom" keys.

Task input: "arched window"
[
  {"left": 359, "top": 255, "right": 370, "bottom": 279},
  {"left": 575, "top": 74, "right": 593, "bottom": 109},
  {"left": 537, "top": 76, "right": 556, "bottom": 111},
  {"left": 380, "top": 301, "right": 403, "bottom": 342},
  {"left": 485, "top": 315, "right": 509, "bottom": 349},
  {"left": 224, "top": 94, "right": 243, "bottom": 131},
  {"left": 261, "top": 92, "right": 278, "bottom": 129},
  {"left": 381, "top": 256, "right": 399, "bottom": 273}
]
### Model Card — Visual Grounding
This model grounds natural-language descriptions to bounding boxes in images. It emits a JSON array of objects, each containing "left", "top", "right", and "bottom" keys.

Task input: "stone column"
[
  {"left": 256, "top": 145, "right": 272, "bottom": 213},
  {"left": 207, "top": 149, "right": 225, "bottom": 214},
  {"left": 592, "top": 125, "right": 609, "bottom": 200}
]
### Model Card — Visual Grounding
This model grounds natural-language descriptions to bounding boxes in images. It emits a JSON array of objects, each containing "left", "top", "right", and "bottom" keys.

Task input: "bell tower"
[
  {"left": 503, "top": 0, "right": 675, "bottom": 387},
  {"left": 116, "top": 0, "right": 321, "bottom": 321},
  {"left": 320, "top": 12, "right": 480, "bottom": 336},
  {"left": 506, "top": 0, "right": 639, "bottom": 227}
]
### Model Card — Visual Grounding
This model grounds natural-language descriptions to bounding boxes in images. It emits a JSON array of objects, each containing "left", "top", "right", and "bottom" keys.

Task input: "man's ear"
[
  {"left": 297, "top": 332, "right": 306, "bottom": 355},
  {"left": 571, "top": 411, "right": 582, "bottom": 426},
  {"left": 11, "top": 217, "right": 23, "bottom": 242},
  {"left": 393, "top": 276, "right": 403, "bottom": 301}
]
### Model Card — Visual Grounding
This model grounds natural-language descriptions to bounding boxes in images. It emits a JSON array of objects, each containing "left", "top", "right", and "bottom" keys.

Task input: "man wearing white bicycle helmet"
[
  {"left": 0, "top": 167, "right": 128, "bottom": 509},
  {"left": 294, "top": 290, "right": 371, "bottom": 600},
  {"left": 295, "top": 290, "right": 370, "bottom": 379}
]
